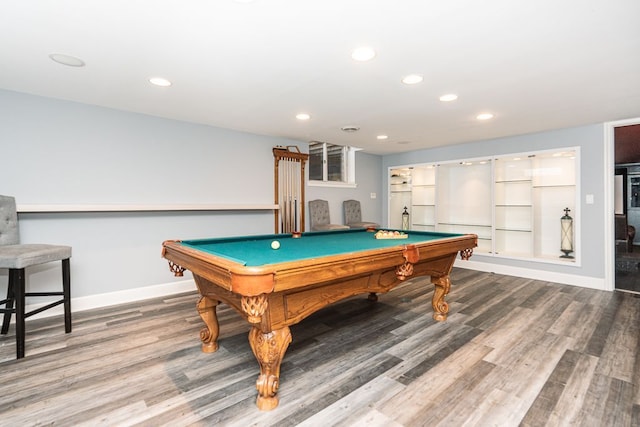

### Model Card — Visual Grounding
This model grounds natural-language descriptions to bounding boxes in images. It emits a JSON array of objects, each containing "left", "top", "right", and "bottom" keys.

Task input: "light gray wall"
[
  {"left": 0, "top": 90, "right": 303, "bottom": 299},
  {"left": 305, "top": 151, "right": 383, "bottom": 229},
  {"left": 0, "top": 88, "right": 607, "bottom": 305},
  {"left": 0, "top": 90, "right": 384, "bottom": 304},
  {"left": 382, "top": 124, "right": 605, "bottom": 280},
  {"left": 1, "top": 90, "right": 286, "bottom": 205}
]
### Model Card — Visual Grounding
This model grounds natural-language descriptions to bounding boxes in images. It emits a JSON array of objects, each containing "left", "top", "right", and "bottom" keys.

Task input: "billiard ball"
[{"left": 271, "top": 240, "right": 280, "bottom": 250}]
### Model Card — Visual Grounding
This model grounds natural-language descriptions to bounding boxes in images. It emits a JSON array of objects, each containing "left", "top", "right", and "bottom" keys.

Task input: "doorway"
[{"left": 613, "top": 123, "right": 640, "bottom": 292}]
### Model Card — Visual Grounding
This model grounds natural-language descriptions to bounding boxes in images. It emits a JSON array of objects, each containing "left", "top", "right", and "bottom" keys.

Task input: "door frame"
[{"left": 605, "top": 117, "right": 640, "bottom": 291}]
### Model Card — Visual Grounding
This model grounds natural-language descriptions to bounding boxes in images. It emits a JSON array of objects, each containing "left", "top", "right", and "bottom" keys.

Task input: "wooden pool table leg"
[
  {"left": 196, "top": 296, "right": 219, "bottom": 353},
  {"left": 249, "top": 326, "right": 292, "bottom": 411},
  {"left": 431, "top": 275, "right": 451, "bottom": 322}
]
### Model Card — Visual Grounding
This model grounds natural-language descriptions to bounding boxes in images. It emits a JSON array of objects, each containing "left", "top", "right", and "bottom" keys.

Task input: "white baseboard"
[
  {"left": 455, "top": 259, "right": 607, "bottom": 291},
  {"left": 21, "top": 279, "right": 196, "bottom": 321},
  {"left": 18, "top": 260, "right": 608, "bottom": 323}
]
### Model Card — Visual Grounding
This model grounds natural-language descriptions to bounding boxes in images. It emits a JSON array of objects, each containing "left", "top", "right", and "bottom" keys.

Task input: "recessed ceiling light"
[
  {"left": 149, "top": 77, "right": 171, "bottom": 87},
  {"left": 402, "top": 74, "right": 423, "bottom": 85},
  {"left": 296, "top": 113, "right": 311, "bottom": 120},
  {"left": 476, "top": 113, "right": 494, "bottom": 120},
  {"left": 149, "top": 77, "right": 172, "bottom": 87},
  {"left": 341, "top": 126, "right": 360, "bottom": 132},
  {"left": 377, "top": 135, "right": 389, "bottom": 140},
  {"left": 439, "top": 94, "right": 458, "bottom": 102},
  {"left": 397, "top": 140, "right": 411, "bottom": 145},
  {"left": 49, "top": 53, "right": 85, "bottom": 67},
  {"left": 351, "top": 47, "right": 376, "bottom": 62}
]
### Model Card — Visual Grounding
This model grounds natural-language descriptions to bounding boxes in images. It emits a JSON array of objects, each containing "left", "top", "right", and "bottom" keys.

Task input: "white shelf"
[{"left": 17, "top": 203, "right": 280, "bottom": 213}]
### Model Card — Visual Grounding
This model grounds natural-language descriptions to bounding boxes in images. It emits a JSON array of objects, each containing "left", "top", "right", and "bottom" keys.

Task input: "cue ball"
[{"left": 271, "top": 240, "right": 280, "bottom": 250}]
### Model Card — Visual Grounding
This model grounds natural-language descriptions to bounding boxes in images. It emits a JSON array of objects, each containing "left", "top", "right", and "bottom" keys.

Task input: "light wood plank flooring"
[{"left": 1, "top": 269, "right": 640, "bottom": 426}]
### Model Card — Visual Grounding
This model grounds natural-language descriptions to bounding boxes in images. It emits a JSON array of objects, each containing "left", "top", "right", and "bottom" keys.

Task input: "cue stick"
[
  {"left": 293, "top": 160, "right": 297, "bottom": 231},
  {"left": 288, "top": 158, "right": 291, "bottom": 232},
  {"left": 283, "top": 158, "right": 287, "bottom": 233},
  {"left": 287, "top": 159, "right": 293, "bottom": 232},
  {"left": 286, "top": 158, "right": 291, "bottom": 232},
  {"left": 298, "top": 159, "right": 301, "bottom": 229},
  {"left": 284, "top": 159, "right": 288, "bottom": 232},
  {"left": 290, "top": 159, "right": 294, "bottom": 232},
  {"left": 278, "top": 159, "right": 284, "bottom": 233},
  {"left": 284, "top": 159, "right": 291, "bottom": 233},
  {"left": 293, "top": 162, "right": 300, "bottom": 231}
]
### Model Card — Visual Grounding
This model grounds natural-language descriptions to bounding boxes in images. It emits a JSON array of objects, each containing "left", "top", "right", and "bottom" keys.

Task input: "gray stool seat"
[
  {"left": 0, "top": 244, "right": 72, "bottom": 269},
  {"left": 0, "top": 195, "right": 72, "bottom": 359}
]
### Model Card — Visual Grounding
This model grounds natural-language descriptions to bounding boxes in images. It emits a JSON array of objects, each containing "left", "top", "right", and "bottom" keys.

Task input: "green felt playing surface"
[{"left": 181, "top": 229, "right": 462, "bottom": 266}]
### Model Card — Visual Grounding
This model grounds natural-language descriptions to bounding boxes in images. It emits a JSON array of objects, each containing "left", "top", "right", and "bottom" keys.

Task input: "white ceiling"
[{"left": 2, "top": 0, "right": 639, "bottom": 155}]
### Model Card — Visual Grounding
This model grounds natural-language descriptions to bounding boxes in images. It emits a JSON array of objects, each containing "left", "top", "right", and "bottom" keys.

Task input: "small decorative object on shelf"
[
  {"left": 402, "top": 206, "right": 410, "bottom": 230},
  {"left": 560, "top": 207, "right": 574, "bottom": 259}
]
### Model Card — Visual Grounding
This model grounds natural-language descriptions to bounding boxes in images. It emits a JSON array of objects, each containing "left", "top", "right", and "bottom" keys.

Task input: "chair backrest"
[
  {"left": 0, "top": 195, "right": 20, "bottom": 246},
  {"left": 343, "top": 200, "right": 362, "bottom": 224},
  {"left": 309, "top": 199, "right": 331, "bottom": 228},
  {"left": 615, "top": 214, "right": 629, "bottom": 240}
]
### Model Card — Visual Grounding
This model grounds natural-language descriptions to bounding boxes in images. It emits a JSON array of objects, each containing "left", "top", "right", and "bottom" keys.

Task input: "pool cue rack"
[{"left": 273, "top": 146, "right": 309, "bottom": 234}]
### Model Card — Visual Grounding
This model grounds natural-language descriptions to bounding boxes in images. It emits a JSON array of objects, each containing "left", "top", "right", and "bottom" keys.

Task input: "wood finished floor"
[
  {"left": 616, "top": 248, "right": 640, "bottom": 293},
  {"left": 1, "top": 268, "right": 640, "bottom": 426}
]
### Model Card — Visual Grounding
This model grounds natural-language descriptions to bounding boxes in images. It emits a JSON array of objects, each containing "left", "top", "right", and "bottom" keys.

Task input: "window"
[{"left": 309, "top": 141, "right": 357, "bottom": 186}]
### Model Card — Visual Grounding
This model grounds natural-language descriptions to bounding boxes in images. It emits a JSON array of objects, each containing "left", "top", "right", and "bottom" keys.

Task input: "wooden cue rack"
[{"left": 273, "top": 146, "right": 309, "bottom": 234}]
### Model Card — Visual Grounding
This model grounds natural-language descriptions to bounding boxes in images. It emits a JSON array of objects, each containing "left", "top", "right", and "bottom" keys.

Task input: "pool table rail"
[{"left": 162, "top": 234, "right": 476, "bottom": 297}]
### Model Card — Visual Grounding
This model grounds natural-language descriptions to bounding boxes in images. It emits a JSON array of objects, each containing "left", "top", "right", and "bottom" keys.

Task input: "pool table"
[{"left": 161, "top": 228, "right": 476, "bottom": 410}]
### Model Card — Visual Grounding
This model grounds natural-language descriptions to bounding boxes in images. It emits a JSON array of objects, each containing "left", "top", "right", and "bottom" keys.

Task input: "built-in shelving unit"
[
  {"left": 494, "top": 156, "right": 533, "bottom": 257},
  {"left": 387, "top": 147, "right": 579, "bottom": 264},
  {"left": 437, "top": 161, "right": 493, "bottom": 253},
  {"left": 410, "top": 166, "right": 436, "bottom": 231},
  {"left": 531, "top": 151, "right": 577, "bottom": 260},
  {"left": 389, "top": 168, "right": 412, "bottom": 229}
]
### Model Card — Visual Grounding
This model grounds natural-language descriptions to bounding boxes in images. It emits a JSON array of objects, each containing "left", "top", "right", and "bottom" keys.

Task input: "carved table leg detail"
[
  {"left": 196, "top": 296, "right": 219, "bottom": 353},
  {"left": 460, "top": 247, "right": 474, "bottom": 260},
  {"left": 395, "top": 261, "right": 414, "bottom": 280},
  {"left": 431, "top": 275, "right": 451, "bottom": 322},
  {"left": 242, "top": 294, "right": 268, "bottom": 324},
  {"left": 249, "top": 326, "right": 292, "bottom": 411},
  {"left": 168, "top": 261, "right": 185, "bottom": 277}
]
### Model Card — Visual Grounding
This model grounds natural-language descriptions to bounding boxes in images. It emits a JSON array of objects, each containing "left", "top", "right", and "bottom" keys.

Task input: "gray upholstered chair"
[
  {"left": 343, "top": 199, "right": 379, "bottom": 229},
  {"left": 308, "top": 199, "right": 349, "bottom": 231},
  {"left": 615, "top": 214, "right": 636, "bottom": 253},
  {"left": 0, "top": 195, "right": 72, "bottom": 359}
]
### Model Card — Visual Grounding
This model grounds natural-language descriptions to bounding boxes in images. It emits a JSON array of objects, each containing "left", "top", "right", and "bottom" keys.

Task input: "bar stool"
[{"left": 0, "top": 195, "right": 72, "bottom": 359}]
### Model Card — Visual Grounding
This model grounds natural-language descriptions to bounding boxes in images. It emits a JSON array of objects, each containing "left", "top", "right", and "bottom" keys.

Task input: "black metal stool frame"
[{"left": 1, "top": 258, "right": 71, "bottom": 359}]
